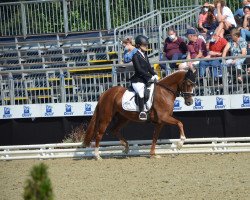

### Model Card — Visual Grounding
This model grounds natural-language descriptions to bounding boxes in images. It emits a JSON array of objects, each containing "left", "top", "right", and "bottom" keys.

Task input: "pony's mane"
[{"left": 159, "top": 70, "right": 186, "bottom": 83}]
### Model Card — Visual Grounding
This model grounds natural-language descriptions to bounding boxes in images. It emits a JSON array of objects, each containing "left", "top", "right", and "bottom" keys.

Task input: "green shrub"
[{"left": 23, "top": 163, "right": 53, "bottom": 200}]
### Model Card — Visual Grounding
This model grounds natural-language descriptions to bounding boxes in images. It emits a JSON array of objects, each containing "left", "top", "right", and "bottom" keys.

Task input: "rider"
[{"left": 131, "top": 35, "right": 159, "bottom": 121}]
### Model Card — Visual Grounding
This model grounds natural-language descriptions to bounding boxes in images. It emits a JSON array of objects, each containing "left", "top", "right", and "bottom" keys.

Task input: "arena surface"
[{"left": 0, "top": 154, "right": 250, "bottom": 200}]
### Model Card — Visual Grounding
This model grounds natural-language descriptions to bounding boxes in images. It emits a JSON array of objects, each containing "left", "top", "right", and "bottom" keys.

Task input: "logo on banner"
[
  {"left": 84, "top": 103, "right": 93, "bottom": 115},
  {"left": 215, "top": 97, "right": 225, "bottom": 109},
  {"left": 64, "top": 104, "right": 74, "bottom": 115},
  {"left": 45, "top": 105, "right": 54, "bottom": 117},
  {"left": 174, "top": 100, "right": 182, "bottom": 110},
  {"left": 3, "top": 107, "right": 12, "bottom": 118},
  {"left": 241, "top": 95, "right": 250, "bottom": 107},
  {"left": 193, "top": 98, "right": 204, "bottom": 110},
  {"left": 22, "top": 106, "right": 32, "bottom": 117}
]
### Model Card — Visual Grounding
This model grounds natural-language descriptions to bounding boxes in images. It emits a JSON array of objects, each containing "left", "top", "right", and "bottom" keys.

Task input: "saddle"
[
  {"left": 122, "top": 82, "right": 155, "bottom": 112},
  {"left": 127, "top": 86, "right": 150, "bottom": 106}
]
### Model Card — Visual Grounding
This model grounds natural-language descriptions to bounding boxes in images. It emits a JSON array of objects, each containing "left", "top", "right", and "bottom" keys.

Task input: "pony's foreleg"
[
  {"left": 150, "top": 124, "right": 164, "bottom": 158},
  {"left": 162, "top": 116, "right": 186, "bottom": 149}
]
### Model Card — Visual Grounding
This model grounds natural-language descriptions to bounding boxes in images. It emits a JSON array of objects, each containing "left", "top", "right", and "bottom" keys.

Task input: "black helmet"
[{"left": 135, "top": 35, "right": 149, "bottom": 47}]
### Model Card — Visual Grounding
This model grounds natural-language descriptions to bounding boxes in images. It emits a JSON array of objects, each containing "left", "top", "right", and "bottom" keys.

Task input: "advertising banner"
[{"left": 0, "top": 95, "right": 249, "bottom": 119}]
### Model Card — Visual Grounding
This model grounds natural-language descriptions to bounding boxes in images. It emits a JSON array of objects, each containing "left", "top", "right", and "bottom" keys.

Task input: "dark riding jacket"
[{"left": 130, "top": 51, "right": 156, "bottom": 84}]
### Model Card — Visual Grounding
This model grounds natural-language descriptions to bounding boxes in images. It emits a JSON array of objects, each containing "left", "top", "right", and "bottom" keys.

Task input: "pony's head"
[{"left": 179, "top": 69, "right": 196, "bottom": 106}]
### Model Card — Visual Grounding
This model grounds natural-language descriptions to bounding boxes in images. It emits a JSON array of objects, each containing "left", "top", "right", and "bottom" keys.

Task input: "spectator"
[
  {"left": 160, "top": 28, "right": 187, "bottom": 71},
  {"left": 234, "top": 0, "right": 250, "bottom": 18},
  {"left": 199, "top": 33, "right": 228, "bottom": 78},
  {"left": 213, "top": 0, "right": 237, "bottom": 38},
  {"left": 239, "top": 6, "right": 250, "bottom": 41},
  {"left": 179, "top": 28, "right": 207, "bottom": 73},
  {"left": 122, "top": 36, "right": 138, "bottom": 63},
  {"left": 198, "top": 2, "right": 217, "bottom": 36},
  {"left": 222, "top": 28, "right": 247, "bottom": 83}
]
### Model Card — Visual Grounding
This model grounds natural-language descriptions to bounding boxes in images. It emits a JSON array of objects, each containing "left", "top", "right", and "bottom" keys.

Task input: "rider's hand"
[{"left": 151, "top": 75, "right": 159, "bottom": 81}]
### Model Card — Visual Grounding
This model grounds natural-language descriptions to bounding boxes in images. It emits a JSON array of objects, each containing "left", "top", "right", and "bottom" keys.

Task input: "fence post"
[
  {"left": 149, "top": 0, "right": 154, "bottom": 12},
  {"left": 112, "top": 64, "right": 117, "bottom": 86},
  {"left": 62, "top": 0, "right": 69, "bottom": 35},
  {"left": 222, "top": 58, "right": 228, "bottom": 95},
  {"left": 60, "top": 70, "right": 66, "bottom": 103},
  {"left": 8, "top": 73, "right": 14, "bottom": 105},
  {"left": 20, "top": 2, "right": 27, "bottom": 37},
  {"left": 105, "top": 0, "right": 111, "bottom": 30}
]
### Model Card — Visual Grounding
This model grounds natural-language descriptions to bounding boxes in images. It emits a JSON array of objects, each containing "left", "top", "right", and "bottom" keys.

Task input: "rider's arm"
[{"left": 132, "top": 53, "right": 152, "bottom": 81}]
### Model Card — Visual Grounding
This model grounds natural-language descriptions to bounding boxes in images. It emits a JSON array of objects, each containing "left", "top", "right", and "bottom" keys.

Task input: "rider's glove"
[{"left": 151, "top": 74, "right": 159, "bottom": 81}]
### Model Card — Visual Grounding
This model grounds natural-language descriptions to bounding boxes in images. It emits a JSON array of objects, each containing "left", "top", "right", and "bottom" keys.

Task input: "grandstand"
[
  {"left": 1, "top": 0, "right": 250, "bottom": 145},
  {"left": 0, "top": 0, "right": 248, "bottom": 106}
]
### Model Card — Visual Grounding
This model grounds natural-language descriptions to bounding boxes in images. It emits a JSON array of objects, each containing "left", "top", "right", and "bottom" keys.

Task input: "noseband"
[{"left": 179, "top": 78, "right": 195, "bottom": 98}]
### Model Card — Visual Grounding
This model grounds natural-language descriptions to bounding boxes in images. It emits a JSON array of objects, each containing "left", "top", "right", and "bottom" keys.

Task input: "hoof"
[
  {"left": 176, "top": 140, "right": 184, "bottom": 150},
  {"left": 94, "top": 155, "right": 102, "bottom": 160},
  {"left": 122, "top": 147, "right": 129, "bottom": 154},
  {"left": 150, "top": 154, "right": 161, "bottom": 159}
]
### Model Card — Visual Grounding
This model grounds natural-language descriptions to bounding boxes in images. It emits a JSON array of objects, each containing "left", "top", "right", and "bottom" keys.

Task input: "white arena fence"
[{"left": 1, "top": 137, "right": 250, "bottom": 161}]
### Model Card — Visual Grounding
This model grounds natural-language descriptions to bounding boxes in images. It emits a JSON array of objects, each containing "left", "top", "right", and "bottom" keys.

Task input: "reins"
[{"left": 156, "top": 82, "right": 179, "bottom": 97}]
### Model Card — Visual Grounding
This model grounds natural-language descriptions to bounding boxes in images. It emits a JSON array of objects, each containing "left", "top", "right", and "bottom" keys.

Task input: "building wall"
[{"left": 0, "top": 109, "right": 249, "bottom": 145}]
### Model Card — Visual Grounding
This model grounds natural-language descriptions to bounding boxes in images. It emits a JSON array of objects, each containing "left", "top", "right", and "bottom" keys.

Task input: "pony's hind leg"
[
  {"left": 109, "top": 115, "right": 129, "bottom": 154},
  {"left": 94, "top": 119, "right": 113, "bottom": 160}
]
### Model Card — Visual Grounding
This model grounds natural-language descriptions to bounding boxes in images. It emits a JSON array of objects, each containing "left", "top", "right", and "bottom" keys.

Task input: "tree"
[{"left": 23, "top": 163, "right": 54, "bottom": 200}]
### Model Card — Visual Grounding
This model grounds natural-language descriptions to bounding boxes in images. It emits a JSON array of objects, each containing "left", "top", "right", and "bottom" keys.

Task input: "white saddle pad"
[{"left": 122, "top": 84, "right": 155, "bottom": 112}]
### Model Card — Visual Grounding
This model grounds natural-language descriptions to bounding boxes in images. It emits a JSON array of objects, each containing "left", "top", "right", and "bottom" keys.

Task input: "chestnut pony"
[{"left": 84, "top": 70, "right": 196, "bottom": 159}]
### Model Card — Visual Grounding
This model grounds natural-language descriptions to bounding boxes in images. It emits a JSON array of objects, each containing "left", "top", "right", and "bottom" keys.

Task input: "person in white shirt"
[{"left": 213, "top": 0, "right": 237, "bottom": 37}]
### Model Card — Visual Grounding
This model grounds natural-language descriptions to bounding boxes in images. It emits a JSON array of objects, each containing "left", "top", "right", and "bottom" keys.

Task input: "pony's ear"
[{"left": 186, "top": 69, "right": 196, "bottom": 83}]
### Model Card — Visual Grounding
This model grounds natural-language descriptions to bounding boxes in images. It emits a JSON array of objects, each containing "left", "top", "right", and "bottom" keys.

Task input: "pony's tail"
[{"left": 83, "top": 104, "right": 99, "bottom": 147}]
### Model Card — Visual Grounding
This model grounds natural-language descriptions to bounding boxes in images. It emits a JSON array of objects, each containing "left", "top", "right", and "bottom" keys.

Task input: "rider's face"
[{"left": 140, "top": 44, "right": 148, "bottom": 52}]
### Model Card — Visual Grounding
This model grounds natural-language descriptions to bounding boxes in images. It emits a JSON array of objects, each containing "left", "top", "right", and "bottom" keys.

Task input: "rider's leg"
[{"left": 132, "top": 82, "right": 147, "bottom": 120}]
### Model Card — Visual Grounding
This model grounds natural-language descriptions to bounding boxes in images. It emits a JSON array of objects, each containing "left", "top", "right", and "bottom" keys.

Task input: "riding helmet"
[{"left": 135, "top": 35, "right": 149, "bottom": 47}]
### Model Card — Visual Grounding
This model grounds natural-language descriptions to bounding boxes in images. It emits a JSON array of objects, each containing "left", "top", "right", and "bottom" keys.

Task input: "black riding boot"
[{"left": 138, "top": 97, "right": 147, "bottom": 120}]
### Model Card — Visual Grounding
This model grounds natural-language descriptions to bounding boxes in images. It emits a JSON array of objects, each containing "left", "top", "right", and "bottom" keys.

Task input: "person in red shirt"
[{"left": 199, "top": 32, "right": 228, "bottom": 77}]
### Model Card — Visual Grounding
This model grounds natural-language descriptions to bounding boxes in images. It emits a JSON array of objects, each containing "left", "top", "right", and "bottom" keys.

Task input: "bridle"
[
  {"left": 179, "top": 78, "right": 196, "bottom": 98},
  {"left": 156, "top": 77, "right": 196, "bottom": 98}
]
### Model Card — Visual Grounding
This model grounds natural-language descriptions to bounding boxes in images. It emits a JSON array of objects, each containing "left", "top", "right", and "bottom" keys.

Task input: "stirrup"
[{"left": 139, "top": 112, "right": 147, "bottom": 121}]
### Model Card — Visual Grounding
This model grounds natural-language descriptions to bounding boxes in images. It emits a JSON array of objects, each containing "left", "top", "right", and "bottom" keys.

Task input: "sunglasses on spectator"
[{"left": 203, "top": 6, "right": 209, "bottom": 8}]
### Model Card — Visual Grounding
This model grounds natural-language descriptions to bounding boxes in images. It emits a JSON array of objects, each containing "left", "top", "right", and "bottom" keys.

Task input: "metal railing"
[
  {"left": 114, "top": 10, "right": 162, "bottom": 62},
  {"left": 0, "top": 0, "right": 240, "bottom": 37},
  {"left": 158, "top": 6, "right": 202, "bottom": 51},
  {"left": 1, "top": 137, "right": 250, "bottom": 160},
  {"left": 0, "top": 55, "right": 250, "bottom": 105}
]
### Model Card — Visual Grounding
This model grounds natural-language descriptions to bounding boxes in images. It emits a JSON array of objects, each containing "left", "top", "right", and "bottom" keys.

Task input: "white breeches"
[{"left": 132, "top": 82, "right": 145, "bottom": 98}]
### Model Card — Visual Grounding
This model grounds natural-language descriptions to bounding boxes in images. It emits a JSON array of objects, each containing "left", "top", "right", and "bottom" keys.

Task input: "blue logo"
[
  {"left": 241, "top": 95, "right": 250, "bottom": 107},
  {"left": 22, "top": 106, "right": 32, "bottom": 117},
  {"left": 84, "top": 103, "right": 93, "bottom": 115},
  {"left": 3, "top": 107, "right": 12, "bottom": 118},
  {"left": 193, "top": 98, "right": 204, "bottom": 110},
  {"left": 45, "top": 105, "right": 54, "bottom": 117},
  {"left": 174, "top": 100, "right": 182, "bottom": 111},
  {"left": 215, "top": 97, "right": 225, "bottom": 109},
  {"left": 64, "top": 104, "right": 74, "bottom": 115}
]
